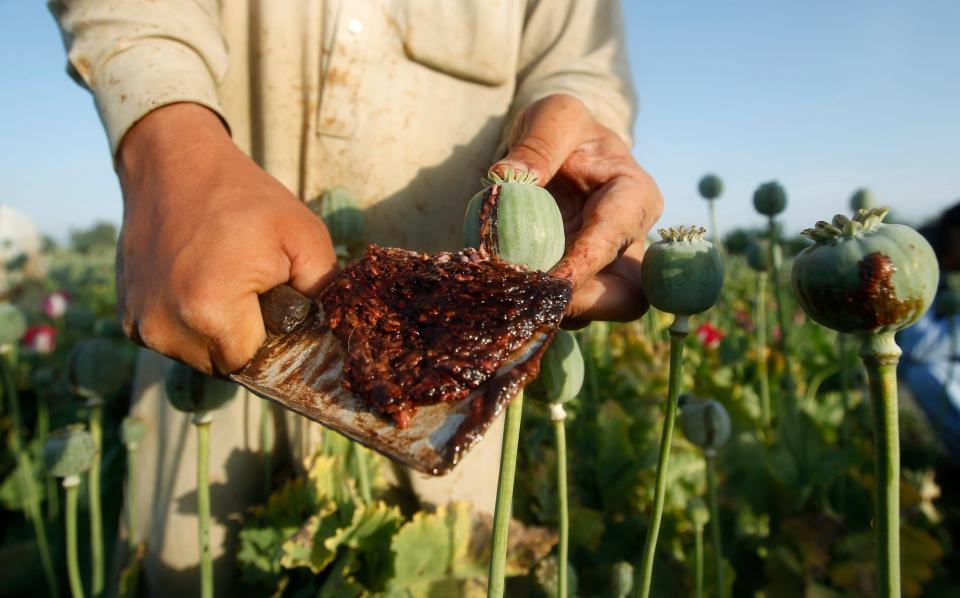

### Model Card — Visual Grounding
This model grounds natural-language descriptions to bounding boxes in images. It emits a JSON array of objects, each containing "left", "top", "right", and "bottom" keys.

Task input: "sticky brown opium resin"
[{"left": 320, "top": 245, "right": 571, "bottom": 427}]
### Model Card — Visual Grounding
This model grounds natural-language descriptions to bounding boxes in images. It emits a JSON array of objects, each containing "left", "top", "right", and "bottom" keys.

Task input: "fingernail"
[{"left": 492, "top": 160, "right": 533, "bottom": 180}]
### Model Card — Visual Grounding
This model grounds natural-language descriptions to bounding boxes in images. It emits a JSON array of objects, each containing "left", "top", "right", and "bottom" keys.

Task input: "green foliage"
[
  {"left": 69, "top": 222, "right": 117, "bottom": 254},
  {"left": 238, "top": 449, "right": 555, "bottom": 596}
]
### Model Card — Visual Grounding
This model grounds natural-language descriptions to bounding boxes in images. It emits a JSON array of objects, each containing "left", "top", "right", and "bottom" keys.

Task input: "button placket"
[{"left": 316, "top": 3, "right": 371, "bottom": 138}]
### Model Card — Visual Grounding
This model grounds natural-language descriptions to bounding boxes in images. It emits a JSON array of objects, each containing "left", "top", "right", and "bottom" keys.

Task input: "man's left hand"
[{"left": 491, "top": 94, "right": 663, "bottom": 327}]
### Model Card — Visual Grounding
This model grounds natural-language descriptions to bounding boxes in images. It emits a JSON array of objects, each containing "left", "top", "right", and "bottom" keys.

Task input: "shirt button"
[{"left": 347, "top": 18, "right": 363, "bottom": 34}]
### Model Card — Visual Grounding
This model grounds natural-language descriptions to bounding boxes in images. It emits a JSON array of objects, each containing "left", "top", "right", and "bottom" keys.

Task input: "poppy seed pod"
[
  {"left": 698, "top": 174, "right": 723, "bottom": 200},
  {"left": 527, "top": 330, "right": 584, "bottom": 406},
  {"left": 687, "top": 496, "right": 710, "bottom": 528},
  {"left": 67, "top": 338, "right": 125, "bottom": 403},
  {"left": 464, "top": 167, "right": 565, "bottom": 272},
  {"left": 640, "top": 226, "right": 724, "bottom": 316},
  {"left": 753, "top": 181, "right": 787, "bottom": 217},
  {"left": 45, "top": 425, "right": 97, "bottom": 479},
  {"left": 849, "top": 188, "right": 876, "bottom": 212},
  {"left": 679, "top": 398, "right": 732, "bottom": 455},
  {"left": 792, "top": 207, "right": 938, "bottom": 335},
  {"left": 0, "top": 303, "right": 27, "bottom": 346},
  {"left": 121, "top": 416, "right": 146, "bottom": 448},
  {"left": 611, "top": 561, "right": 635, "bottom": 598},
  {"left": 164, "top": 361, "right": 237, "bottom": 417},
  {"left": 317, "top": 187, "right": 365, "bottom": 248},
  {"left": 746, "top": 239, "right": 771, "bottom": 273}
]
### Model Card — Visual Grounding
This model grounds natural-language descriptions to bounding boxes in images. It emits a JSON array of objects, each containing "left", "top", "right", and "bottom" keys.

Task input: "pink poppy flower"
[
  {"left": 42, "top": 291, "right": 70, "bottom": 319},
  {"left": 22, "top": 325, "right": 56, "bottom": 355},
  {"left": 696, "top": 322, "right": 724, "bottom": 350}
]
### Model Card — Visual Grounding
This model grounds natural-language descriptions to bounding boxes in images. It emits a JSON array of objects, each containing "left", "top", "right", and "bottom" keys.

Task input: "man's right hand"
[{"left": 116, "top": 103, "right": 338, "bottom": 375}]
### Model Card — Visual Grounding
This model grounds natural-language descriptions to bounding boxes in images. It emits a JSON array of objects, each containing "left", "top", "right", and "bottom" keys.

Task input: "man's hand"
[
  {"left": 116, "top": 103, "right": 338, "bottom": 374},
  {"left": 491, "top": 94, "right": 663, "bottom": 326}
]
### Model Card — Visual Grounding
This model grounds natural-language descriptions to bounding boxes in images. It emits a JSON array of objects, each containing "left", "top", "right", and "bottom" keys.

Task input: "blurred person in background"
[
  {"left": 900, "top": 202, "right": 960, "bottom": 461},
  {"left": 49, "top": 0, "right": 661, "bottom": 593}
]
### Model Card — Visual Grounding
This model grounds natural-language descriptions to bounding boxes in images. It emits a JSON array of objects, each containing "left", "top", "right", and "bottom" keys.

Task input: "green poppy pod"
[
  {"left": 849, "top": 188, "right": 876, "bottom": 212},
  {"left": 746, "top": 240, "right": 771, "bottom": 273},
  {"left": 463, "top": 168, "right": 565, "bottom": 272},
  {"left": 317, "top": 187, "right": 365, "bottom": 248},
  {"left": 526, "top": 330, "right": 584, "bottom": 405},
  {"left": 164, "top": 361, "right": 237, "bottom": 415},
  {"left": 640, "top": 226, "right": 724, "bottom": 316},
  {"left": 679, "top": 397, "right": 731, "bottom": 454},
  {"left": 611, "top": 561, "right": 635, "bottom": 598},
  {"left": 121, "top": 416, "right": 146, "bottom": 448},
  {"left": 753, "top": 181, "right": 787, "bottom": 217},
  {"left": 45, "top": 424, "right": 97, "bottom": 479},
  {"left": 0, "top": 303, "right": 27, "bottom": 345},
  {"left": 698, "top": 174, "right": 723, "bottom": 200},
  {"left": 67, "top": 338, "right": 126, "bottom": 402},
  {"left": 723, "top": 229, "right": 752, "bottom": 255},
  {"left": 791, "top": 208, "right": 938, "bottom": 335},
  {"left": 687, "top": 496, "right": 710, "bottom": 528}
]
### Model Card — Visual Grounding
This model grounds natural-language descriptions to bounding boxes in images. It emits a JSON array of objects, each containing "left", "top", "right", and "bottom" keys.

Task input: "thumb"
[{"left": 491, "top": 94, "right": 591, "bottom": 186}]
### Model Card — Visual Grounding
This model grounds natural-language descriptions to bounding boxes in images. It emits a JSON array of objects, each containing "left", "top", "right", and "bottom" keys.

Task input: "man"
[{"left": 51, "top": 0, "right": 662, "bottom": 592}]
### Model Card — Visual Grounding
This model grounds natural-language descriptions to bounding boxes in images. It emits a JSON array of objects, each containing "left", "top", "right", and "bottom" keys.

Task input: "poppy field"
[{"left": 0, "top": 180, "right": 958, "bottom": 598}]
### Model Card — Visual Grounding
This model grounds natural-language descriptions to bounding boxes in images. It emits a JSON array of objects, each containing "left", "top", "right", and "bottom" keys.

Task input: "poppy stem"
[
  {"left": 487, "top": 391, "right": 524, "bottom": 598},
  {"left": 860, "top": 332, "right": 901, "bottom": 598},
  {"left": 65, "top": 476, "right": 84, "bottom": 598},
  {"left": 637, "top": 315, "right": 689, "bottom": 598},
  {"left": 551, "top": 403, "right": 569, "bottom": 598}
]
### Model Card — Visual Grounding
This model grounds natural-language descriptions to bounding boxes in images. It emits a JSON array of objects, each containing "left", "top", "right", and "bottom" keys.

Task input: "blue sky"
[{"left": 2, "top": 1, "right": 957, "bottom": 241}]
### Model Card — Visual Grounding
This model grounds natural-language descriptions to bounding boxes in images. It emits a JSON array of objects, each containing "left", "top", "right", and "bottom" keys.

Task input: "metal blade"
[{"left": 229, "top": 286, "right": 545, "bottom": 475}]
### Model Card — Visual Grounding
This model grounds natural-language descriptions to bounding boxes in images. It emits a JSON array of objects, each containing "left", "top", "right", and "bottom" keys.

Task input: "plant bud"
[
  {"left": 45, "top": 424, "right": 97, "bottom": 478},
  {"left": 680, "top": 398, "right": 731, "bottom": 455}
]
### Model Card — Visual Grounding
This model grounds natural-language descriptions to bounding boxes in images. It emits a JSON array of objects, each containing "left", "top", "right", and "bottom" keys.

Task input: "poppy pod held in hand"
[
  {"left": 463, "top": 167, "right": 565, "bottom": 273},
  {"left": 791, "top": 207, "right": 938, "bottom": 336},
  {"left": 640, "top": 226, "right": 724, "bottom": 317}
]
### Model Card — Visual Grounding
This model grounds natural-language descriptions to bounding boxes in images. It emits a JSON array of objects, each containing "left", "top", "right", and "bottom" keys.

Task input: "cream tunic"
[{"left": 50, "top": 0, "right": 636, "bottom": 593}]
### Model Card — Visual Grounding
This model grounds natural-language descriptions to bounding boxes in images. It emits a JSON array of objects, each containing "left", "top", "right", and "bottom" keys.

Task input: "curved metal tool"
[{"left": 230, "top": 285, "right": 551, "bottom": 475}]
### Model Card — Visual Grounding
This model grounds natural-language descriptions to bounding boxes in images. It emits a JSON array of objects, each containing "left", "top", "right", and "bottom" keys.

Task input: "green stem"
[
  {"left": 837, "top": 333, "right": 851, "bottom": 512},
  {"left": 487, "top": 391, "right": 524, "bottom": 598},
  {"left": 1, "top": 350, "right": 58, "bottom": 598},
  {"left": 88, "top": 402, "right": 104, "bottom": 598},
  {"left": 65, "top": 477, "right": 84, "bottom": 598},
  {"left": 860, "top": 332, "right": 901, "bottom": 598},
  {"left": 694, "top": 523, "right": 704, "bottom": 598},
  {"left": 260, "top": 399, "right": 272, "bottom": 495},
  {"left": 39, "top": 395, "right": 59, "bottom": 522},
  {"left": 756, "top": 272, "right": 771, "bottom": 427},
  {"left": 706, "top": 456, "right": 725, "bottom": 598},
  {"left": 767, "top": 217, "right": 795, "bottom": 394},
  {"left": 194, "top": 415, "right": 214, "bottom": 598},
  {"left": 552, "top": 405, "right": 569, "bottom": 598},
  {"left": 126, "top": 445, "right": 138, "bottom": 550},
  {"left": 708, "top": 199, "right": 723, "bottom": 257},
  {"left": 353, "top": 441, "right": 372, "bottom": 504},
  {"left": 637, "top": 315, "right": 689, "bottom": 598}
]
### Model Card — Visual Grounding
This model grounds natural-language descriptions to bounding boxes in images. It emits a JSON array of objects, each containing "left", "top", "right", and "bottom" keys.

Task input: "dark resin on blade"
[{"left": 320, "top": 245, "right": 571, "bottom": 427}]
